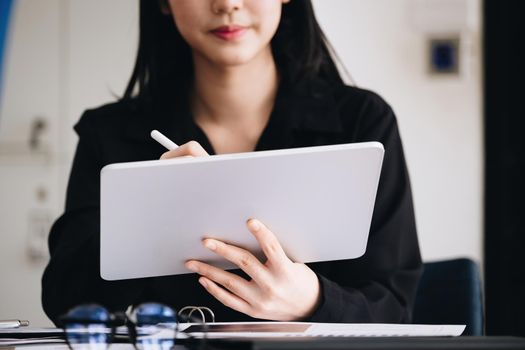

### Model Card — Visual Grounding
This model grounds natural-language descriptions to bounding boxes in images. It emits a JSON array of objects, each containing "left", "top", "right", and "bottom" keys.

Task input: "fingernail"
[
  {"left": 186, "top": 262, "right": 198, "bottom": 272},
  {"left": 199, "top": 278, "right": 208, "bottom": 288},
  {"left": 204, "top": 239, "right": 217, "bottom": 251},
  {"left": 248, "top": 219, "right": 260, "bottom": 231}
]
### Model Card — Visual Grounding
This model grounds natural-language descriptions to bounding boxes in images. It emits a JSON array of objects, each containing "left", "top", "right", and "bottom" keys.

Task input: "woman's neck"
[{"left": 191, "top": 48, "right": 279, "bottom": 129}]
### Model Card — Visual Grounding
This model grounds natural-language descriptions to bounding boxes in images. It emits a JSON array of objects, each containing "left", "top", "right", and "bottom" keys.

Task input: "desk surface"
[
  {"left": 3, "top": 336, "right": 525, "bottom": 350},
  {"left": 208, "top": 336, "right": 525, "bottom": 350}
]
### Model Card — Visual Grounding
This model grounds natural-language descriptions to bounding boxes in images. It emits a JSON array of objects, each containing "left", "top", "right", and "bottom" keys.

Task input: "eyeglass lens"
[
  {"left": 63, "top": 303, "right": 179, "bottom": 350},
  {"left": 63, "top": 304, "right": 112, "bottom": 350},
  {"left": 131, "top": 303, "right": 178, "bottom": 350}
]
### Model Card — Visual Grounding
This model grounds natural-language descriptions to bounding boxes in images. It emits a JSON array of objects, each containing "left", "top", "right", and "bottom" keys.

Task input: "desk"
[
  {"left": 206, "top": 336, "right": 525, "bottom": 350},
  {"left": 2, "top": 336, "right": 525, "bottom": 350}
]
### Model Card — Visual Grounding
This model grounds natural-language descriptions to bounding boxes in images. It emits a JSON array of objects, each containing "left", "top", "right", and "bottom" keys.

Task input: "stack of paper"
[
  {"left": 159, "top": 322, "right": 465, "bottom": 339},
  {"left": 0, "top": 322, "right": 465, "bottom": 347}
]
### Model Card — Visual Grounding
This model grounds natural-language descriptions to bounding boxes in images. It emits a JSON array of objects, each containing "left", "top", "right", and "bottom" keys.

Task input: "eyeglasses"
[{"left": 58, "top": 302, "right": 190, "bottom": 350}]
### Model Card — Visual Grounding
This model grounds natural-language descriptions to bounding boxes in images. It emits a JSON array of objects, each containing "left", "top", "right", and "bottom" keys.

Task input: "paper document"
[
  {"left": 148, "top": 322, "right": 466, "bottom": 339},
  {"left": 1, "top": 322, "right": 465, "bottom": 347},
  {"left": 12, "top": 345, "right": 141, "bottom": 350},
  {"left": 0, "top": 327, "right": 131, "bottom": 347},
  {"left": 0, "top": 327, "right": 63, "bottom": 335}
]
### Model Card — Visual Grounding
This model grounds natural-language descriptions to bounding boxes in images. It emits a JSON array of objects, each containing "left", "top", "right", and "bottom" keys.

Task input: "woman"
[{"left": 42, "top": 0, "right": 422, "bottom": 324}]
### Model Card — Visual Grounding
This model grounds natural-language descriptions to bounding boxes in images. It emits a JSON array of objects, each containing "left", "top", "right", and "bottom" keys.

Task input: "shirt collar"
[{"left": 124, "top": 77, "right": 344, "bottom": 144}]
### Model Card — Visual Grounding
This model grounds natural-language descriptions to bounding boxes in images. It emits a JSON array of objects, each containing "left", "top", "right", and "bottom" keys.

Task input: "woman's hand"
[
  {"left": 159, "top": 140, "right": 209, "bottom": 159},
  {"left": 185, "top": 219, "right": 321, "bottom": 321}
]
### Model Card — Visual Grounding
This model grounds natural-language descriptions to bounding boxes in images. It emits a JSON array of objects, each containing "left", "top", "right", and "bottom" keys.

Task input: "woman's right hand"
[{"left": 159, "top": 140, "right": 209, "bottom": 160}]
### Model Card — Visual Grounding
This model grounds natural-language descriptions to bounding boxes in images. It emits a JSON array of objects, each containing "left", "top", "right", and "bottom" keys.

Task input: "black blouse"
[{"left": 42, "top": 78, "right": 422, "bottom": 325}]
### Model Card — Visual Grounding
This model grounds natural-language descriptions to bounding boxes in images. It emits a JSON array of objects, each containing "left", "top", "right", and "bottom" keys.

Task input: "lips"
[{"left": 211, "top": 25, "right": 247, "bottom": 41}]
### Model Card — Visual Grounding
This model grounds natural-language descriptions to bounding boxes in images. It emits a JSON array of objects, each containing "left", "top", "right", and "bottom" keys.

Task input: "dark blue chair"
[{"left": 413, "top": 258, "right": 484, "bottom": 335}]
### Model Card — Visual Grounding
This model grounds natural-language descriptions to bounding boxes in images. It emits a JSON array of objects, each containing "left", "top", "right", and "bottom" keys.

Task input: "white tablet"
[{"left": 100, "top": 142, "right": 384, "bottom": 280}]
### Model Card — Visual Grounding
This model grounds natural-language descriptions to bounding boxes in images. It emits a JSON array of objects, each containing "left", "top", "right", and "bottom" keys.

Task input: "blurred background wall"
[{"left": 0, "top": 0, "right": 482, "bottom": 326}]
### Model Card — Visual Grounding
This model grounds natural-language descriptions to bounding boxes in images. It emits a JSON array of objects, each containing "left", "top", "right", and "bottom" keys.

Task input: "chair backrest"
[{"left": 413, "top": 258, "right": 484, "bottom": 335}]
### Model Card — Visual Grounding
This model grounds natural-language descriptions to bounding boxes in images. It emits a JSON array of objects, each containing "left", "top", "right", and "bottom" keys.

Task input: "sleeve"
[
  {"left": 41, "top": 111, "right": 146, "bottom": 326},
  {"left": 307, "top": 92, "right": 423, "bottom": 323}
]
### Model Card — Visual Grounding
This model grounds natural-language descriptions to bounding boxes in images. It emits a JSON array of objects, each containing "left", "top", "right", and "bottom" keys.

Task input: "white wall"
[
  {"left": 64, "top": 1, "right": 138, "bottom": 151},
  {"left": 0, "top": 0, "right": 482, "bottom": 326},
  {"left": 313, "top": 0, "right": 483, "bottom": 263},
  {"left": 0, "top": 0, "right": 63, "bottom": 327},
  {"left": 0, "top": 0, "right": 138, "bottom": 327}
]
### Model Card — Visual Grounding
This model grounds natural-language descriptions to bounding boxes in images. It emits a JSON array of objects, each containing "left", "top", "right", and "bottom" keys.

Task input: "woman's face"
[{"left": 165, "top": 0, "right": 289, "bottom": 66}]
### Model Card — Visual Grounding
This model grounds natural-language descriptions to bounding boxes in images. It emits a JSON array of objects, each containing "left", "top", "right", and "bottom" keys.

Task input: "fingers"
[
  {"left": 247, "top": 219, "right": 288, "bottom": 265},
  {"left": 160, "top": 140, "right": 209, "bottom": 160},
  {"left": 201, "top": 239, "right": 270, "bottom": 285},
  {"left": 197, "top": 277, "right": 252, "bottom": 316},
  {"left": 185, "top": 260, "right": 257, "bottom": 302}
]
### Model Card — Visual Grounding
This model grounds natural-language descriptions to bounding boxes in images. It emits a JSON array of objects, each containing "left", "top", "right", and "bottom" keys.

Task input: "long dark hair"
[{"left": 122, "top": 0, "right": 345, "bottom": 101}]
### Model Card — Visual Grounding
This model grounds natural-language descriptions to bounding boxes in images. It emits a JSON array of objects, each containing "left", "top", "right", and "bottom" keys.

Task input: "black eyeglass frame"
[
  {"left": 58, "top": 303, "right": 211, "bottom": 350},
  {"left": 57, "top": 305, "right": 181, "bottom": 350}
]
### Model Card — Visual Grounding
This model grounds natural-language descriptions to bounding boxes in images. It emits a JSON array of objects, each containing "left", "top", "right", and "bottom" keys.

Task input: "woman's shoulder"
[
  {"left": 74, "top": 98, "right": 145, "bottom": 133},
  {"left": 331, "top": 84, "right": 394, "bottom": 119},
  {"left": 72, "top": 97, "right": 160, "bottom": 164},
  {"left": 296, "top": 78, "right": 394, "bottom": 119},
  {"left": 304, "top": 82, "right": 399, "bottom": 142}
]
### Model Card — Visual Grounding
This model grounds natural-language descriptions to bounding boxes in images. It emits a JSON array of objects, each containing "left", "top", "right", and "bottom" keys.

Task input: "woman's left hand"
[{"left": 185, "top": 219, "right": 321, "bottom": 321}]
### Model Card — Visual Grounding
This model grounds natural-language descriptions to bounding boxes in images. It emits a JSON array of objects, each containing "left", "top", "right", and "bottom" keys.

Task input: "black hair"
[{"left": 122, "top": 0, "right": 346, "bottom": 101}]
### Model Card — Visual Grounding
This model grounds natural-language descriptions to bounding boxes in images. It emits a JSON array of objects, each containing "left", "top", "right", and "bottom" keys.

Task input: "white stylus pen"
[
  {"left": 0, "top": 319, "right": 30, "bottom": 329},
  {"left": 151, "top": 130, "right": 179, "bottom": 151}
]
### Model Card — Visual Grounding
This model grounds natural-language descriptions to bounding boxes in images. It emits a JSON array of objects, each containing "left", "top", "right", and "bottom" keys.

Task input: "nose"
[{"left": 211, "top": 0, "right": 243, "bottom": 15}]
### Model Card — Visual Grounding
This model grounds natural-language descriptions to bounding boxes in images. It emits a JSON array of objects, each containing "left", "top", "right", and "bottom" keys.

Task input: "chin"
[
  {"left": 215, "top": 56, "right": 256, "bottom": 67},
  {"left": 205, "top": 46, "right": 264, "bottom": 67}
]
